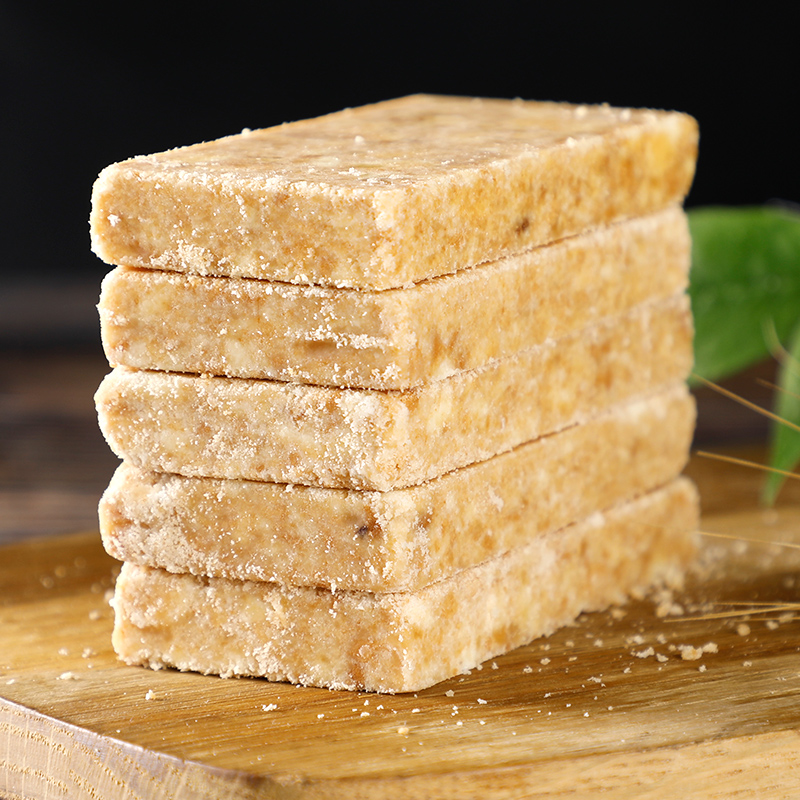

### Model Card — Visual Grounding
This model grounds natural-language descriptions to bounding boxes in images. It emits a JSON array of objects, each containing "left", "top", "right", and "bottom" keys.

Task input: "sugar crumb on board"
[{"left": 678, "top": 642, "right": 718, "bottom": 661}]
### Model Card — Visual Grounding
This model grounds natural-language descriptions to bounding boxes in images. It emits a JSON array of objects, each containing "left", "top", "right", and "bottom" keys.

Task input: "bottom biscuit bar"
[{"left": 112, "top": 478, "right": 698, "bottom": 693}]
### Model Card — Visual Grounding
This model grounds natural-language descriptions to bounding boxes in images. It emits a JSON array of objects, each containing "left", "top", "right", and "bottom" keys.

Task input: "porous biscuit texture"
[
  {"left": 112, "top": 479, "right": 699, "bottom": 693},
  {"left": 91, "top": 95, "right": 698, "bottom": 289},
  {"left": 99, "top": 207, "right": 689, "bottom": 389},
  {"left": 101, "top": 385, "right": 694, "bottom": 592},
  {"left": 96, "top": 293, "right": 693, "bottom": 490}
]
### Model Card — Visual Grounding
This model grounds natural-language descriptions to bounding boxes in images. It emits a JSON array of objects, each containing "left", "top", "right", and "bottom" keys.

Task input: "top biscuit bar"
[{"left": 91, "top": 94, "right": 698, "bottom": 289}]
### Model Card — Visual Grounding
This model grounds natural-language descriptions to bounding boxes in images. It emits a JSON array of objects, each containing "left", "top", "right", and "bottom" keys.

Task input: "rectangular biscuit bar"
[
  {"left": 90, "top": 95, "right": 698, "bottom": 289},
  {"left": 95, "top": 293, "right": 693, "bottom": 490},
  {"left": 100, "top": 385, "right": 694, "bottom": 592},
  {"left": 111, "top": 478, "right": 699, "bottom": 693},
  {"left": 99, "top": 207, "right": 689, "bottom": 389}
]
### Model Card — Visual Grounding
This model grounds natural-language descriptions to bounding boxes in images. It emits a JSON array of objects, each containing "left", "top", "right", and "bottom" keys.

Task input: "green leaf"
[
  {"left": 763, "top": 319, "right": 800, "bottom": 505},
  {"left": 688, "top": 205, "right": 800, "bottom": 385}
]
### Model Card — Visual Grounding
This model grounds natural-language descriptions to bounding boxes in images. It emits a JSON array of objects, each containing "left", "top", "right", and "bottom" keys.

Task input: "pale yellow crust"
[
  {"left": 100, "top": 385, "right": 694, "bottom": 591},
  {"left": 111, "top": 479, "right": 699, "bottom": 693},
  {"left": 95, "top": 293, "right": 693, "bottom": 490},
  {"left": 90, "top": 95, "right": 698, "bottom": 289},
  {"left": 98, "top": 207, "right": 690, "bottom": 389}
]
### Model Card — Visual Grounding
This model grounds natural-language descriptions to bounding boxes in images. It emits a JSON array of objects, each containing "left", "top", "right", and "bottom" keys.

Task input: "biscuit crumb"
[{"left": 678, "top": 646, "right": 702, "bottom": 661}]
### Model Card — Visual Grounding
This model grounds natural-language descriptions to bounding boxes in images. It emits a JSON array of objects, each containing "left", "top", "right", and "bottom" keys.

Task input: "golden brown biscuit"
[
  {"left": 91, "top": 95, "right": 698, "bottom": 289},
  {"left": 96, "top": 294, "right": 693, "bottom": 490},
  {"left": 99, "top": 208, "right": 689, "bottom": 389},
  {"left": 111, "top": 479, "right": 699, "bottom": 693},
  {"left": 100, "top": 385, "right": 694, "bottom": 591}
]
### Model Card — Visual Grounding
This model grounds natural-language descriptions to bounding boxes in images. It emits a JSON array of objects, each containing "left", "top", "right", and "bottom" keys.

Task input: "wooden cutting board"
[{"left": 3, "top": 465, "right": 800, "bottom": 798}]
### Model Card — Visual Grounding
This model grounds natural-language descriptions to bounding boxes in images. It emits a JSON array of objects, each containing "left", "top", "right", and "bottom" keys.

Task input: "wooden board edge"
[
  {"left": 0, "top": 696, "right": 286, "bottom": 800},
  {"left": 299, "top": 730, "right": 800, "bottom": 799},
  {"left": 4, "top": 693, "right": 800, "bottom": 799}
]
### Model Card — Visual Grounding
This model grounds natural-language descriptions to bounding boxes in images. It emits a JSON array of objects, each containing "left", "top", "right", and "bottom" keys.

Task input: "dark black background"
[{"left": 2, "top": 2, "right": 797, "bottom": 290}]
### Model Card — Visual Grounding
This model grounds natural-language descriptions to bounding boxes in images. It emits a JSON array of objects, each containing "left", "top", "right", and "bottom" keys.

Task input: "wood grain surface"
[{"left": 2, "top": 459, "right": 800, "bottom": 799}]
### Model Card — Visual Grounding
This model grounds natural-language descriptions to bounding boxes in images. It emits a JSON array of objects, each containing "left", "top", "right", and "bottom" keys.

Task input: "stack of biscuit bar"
[{"left": 91, "top": 95, "right": 700, "bottom": 693}]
